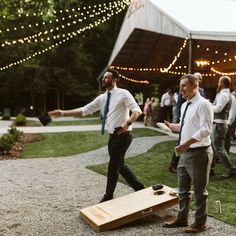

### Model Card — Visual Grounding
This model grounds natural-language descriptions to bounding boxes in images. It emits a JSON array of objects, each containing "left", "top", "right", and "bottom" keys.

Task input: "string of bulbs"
[
  {"left": 0, "top": 2, "right": 129, "bottom": 71},
  {"left": 1, "top": 1, "right": 127, "bottom": 47},
  {"left": 0, "top": 0, "right": 130, "bottom": 34}
]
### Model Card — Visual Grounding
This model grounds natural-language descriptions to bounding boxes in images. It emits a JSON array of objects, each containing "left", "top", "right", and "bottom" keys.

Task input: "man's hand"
[
  {"left": 164, "top": 120, "right": 181, "bottom": 133},
  {"left": 48, "top": 110, "right": 64, "bottom": 118},
  {"left": 175, "top": 138, "right": 196, "bottom": 155},
  {"left": 117, "top": 122, "right": 129, "bottom": 135},
  {"left": 164, "top": 120, "right": 171, "bottom": 129},
  {"left": 175, "top": 142, "right": 189, "bottom": 155}
]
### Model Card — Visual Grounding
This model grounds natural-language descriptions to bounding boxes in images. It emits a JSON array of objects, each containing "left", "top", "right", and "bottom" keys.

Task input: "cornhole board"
[{"left": 80, "top": 185, "right": 178, "bottom": 232}]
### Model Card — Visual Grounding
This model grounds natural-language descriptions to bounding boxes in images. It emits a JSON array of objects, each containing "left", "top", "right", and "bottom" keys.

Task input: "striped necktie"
[{"left": 101, "top": 92, "right": 111, "bottom": 135}]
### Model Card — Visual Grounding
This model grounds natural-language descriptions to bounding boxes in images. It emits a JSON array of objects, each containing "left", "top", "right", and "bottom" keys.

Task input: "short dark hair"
[
  {"left": 220, "top": 76, "right": 231, "bottom": 88},
  {"left": 180, "top": 74, "right": 199, "bottom": 85},
  {"left": 107, "top": 68, "right": 120, "bottom": 80}
]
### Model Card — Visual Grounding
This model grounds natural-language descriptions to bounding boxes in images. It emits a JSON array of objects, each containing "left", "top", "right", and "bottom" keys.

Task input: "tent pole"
[{"left": 188, "top": 35, "right": 192, "bottom": 74}]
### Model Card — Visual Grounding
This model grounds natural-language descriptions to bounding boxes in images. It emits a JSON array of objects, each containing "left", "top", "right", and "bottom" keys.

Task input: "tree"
[{"left": 0, "top": 0, "right": 128, "bottom": 115}]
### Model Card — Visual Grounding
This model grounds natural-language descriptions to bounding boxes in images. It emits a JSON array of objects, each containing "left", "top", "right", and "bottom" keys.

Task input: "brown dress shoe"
[
  {"left": 184, "top": 223, "right": 207, "bottom": 233},
  {"left": 164, "top": 218, "right": 188, "bottom": 228}
]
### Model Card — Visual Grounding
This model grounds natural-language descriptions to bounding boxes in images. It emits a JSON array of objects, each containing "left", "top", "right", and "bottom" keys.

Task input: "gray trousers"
[
  {"left": 177, "top": 146, "right": 213, "bottom": 224},
  {"left": 211, "top": 123, "right": 234, "bottom": 171}
]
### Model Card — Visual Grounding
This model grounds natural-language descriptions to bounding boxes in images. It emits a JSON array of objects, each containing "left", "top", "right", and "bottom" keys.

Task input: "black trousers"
[{"left": 104, "top": 132, "right": 144, "bottom": 198}]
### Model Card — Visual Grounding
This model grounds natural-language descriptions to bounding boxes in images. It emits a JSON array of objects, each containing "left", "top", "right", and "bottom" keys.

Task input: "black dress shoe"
[
  {"left": 169, "top": 165, "right": 177, "bottom": 173},
  {"left": 99, "top": 195, "right": 113, "bottom": 203}
]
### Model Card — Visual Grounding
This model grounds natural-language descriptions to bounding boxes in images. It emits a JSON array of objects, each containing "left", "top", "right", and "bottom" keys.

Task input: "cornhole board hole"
[{"left": 80, "top": 185, "right": 178, "bottom": 232}]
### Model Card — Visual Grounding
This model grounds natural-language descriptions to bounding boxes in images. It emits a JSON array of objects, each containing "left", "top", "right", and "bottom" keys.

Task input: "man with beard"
[
  {"left": 211, "top": 76, "right": 236, "bottom": 177},
  {"left": 48, "top": 69, "right": 145, "bottom": 202}
]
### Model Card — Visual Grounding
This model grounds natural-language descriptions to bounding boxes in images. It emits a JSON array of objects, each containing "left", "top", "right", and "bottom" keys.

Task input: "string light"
[
  {"left": 0, "top": 0, "right": 130, "bottom": 34},
  {"left": 1, "top": 1, "right": 128, "bottom": 47},
  {"left": 195, "top": 60, "right": 210, "bottom": 67},
  {"left": 0, "top": 2, "right": 129, "bottom": 71},
  {"left": 110, "top": 65, "right": 159, "bottom": 71},
  {"left": 160, "top": 38, "right": 188, "bottom": 73},
  {"left": 119, "top": 73, "right": 149, "bottom": 84},
  {"left": 211, "top": 67, "right": 236, "bottom": 76}
]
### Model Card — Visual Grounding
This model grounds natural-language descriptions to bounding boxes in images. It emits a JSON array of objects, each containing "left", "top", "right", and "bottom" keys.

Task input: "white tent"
[{"left": 107, "top": 0, "right": 236, "bottom": 90}]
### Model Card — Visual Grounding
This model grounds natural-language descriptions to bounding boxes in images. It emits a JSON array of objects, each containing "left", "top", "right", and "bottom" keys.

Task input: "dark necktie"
[
  {"left": 178, "top": 101, "right": 191, "bottom": 144},
  {"left": 101, "top": 92, "right": 111, "bottom": 135}
]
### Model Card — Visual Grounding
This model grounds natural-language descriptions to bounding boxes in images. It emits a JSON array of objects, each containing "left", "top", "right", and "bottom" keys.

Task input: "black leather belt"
[
  {"left": 188, "top": 145, "right": 210, "bottom": 152},
  {"left": 109, "top": 127, "right": 131, "bottom": 137},
  {"left": 109, "top": 131, "right": 130, "bottom": 137}
]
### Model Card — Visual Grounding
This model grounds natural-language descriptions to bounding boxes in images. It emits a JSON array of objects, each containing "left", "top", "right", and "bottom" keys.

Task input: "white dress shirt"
[
  {"left": 81, "top": 86, "right": 142, "bottom": 134},
  {"left": 160, "top": 92, "right": 173, "bottom": 107},
  {"left": 180, "top": 93, "right": 213, "bottom": 148},
  {"left": 212, "top": 88, "right": 231, "bottom": 124}
]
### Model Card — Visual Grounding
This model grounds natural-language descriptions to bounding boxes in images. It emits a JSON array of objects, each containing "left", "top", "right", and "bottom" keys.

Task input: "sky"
[{"left": 150, "top": 0, "right": 236, "bottom": 32}]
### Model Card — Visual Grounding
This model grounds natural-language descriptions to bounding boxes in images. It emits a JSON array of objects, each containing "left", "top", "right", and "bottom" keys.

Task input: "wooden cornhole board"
[{"left": 80, "top": 185, "right": 178, "bottom": 232}]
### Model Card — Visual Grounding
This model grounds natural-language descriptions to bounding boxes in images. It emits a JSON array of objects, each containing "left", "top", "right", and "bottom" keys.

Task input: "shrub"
[
  {"left": 0, "top": 133, "right": 15, "bottom": 152},
  {"left": 2, "top": 108, "right": 11, "bottom": 120},
  {"left": 8, "top": 127, "right": 23, "bottom": 140},
  {"left": 15, "top": 113, "right": 27, "bottom": 126},
  {"left": 0, "top": 128, "right": 23, "bottom": 152}
]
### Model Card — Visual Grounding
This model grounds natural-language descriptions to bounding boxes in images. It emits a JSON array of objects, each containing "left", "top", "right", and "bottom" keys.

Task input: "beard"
[
  {"left": 101, "top": 80, "right": 113, "bottom": 90},
  {"left": 217, "top": 84, "right": 221, "bottom": 93}
]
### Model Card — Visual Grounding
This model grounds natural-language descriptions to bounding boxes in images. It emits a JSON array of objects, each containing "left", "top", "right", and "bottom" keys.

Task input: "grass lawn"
[
  {"left": 22, "top": 128, "right": 165, "bottom": 158},
  {"left": 87, "top": 140, "right": 236, "bottom": 225},
  {"left": 22, "top": 127, "right": 236, "bottom": 225}
]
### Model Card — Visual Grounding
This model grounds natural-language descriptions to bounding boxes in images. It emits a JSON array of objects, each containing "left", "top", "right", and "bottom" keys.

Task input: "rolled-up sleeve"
[
  {"left": 192, "top": 102, "right": 213, "bottom": 141},
  {"left": 123, "top": 90, "right": 142, "bottom": 114},
  {"left": 80, "top": 95, "right": 103, "bottom": 116}
]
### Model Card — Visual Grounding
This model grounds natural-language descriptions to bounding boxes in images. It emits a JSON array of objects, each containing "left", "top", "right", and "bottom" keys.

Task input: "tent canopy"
[{"left": 107, "top": 0, "right": 236, "bottom": 93}]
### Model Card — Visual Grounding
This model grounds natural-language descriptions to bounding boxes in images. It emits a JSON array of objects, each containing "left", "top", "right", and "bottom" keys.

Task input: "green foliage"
[
  {"left": 0, "top": 127, "right": 22, "bottom": 152},
  {"left": 15, "top": 113, "right": 27, "bottom": 126},
  {"left": 2, "top": 113, "right": 11, "bottom": 120},
  {"left": 0, "top": 0, "right": 127, "bottom": 114},
  {"left": 2, "top": 108, "right": 11, "bottom": 120},
  {"left": 0, "top": 133, "right": 15, "bottom": 152},
  {"left": 8, "top": 127, "right": 23, "bottom": 139}
]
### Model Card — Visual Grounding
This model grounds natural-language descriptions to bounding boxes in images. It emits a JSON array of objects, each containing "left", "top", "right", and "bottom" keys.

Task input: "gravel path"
[{"left": 0, "top": 134, "right": 235, "bottom": 236}]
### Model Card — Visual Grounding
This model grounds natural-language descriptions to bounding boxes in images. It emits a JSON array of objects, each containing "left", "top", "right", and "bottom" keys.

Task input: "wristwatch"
[{"left": 127, "top": 121, "right": 132, "bottom": 126}]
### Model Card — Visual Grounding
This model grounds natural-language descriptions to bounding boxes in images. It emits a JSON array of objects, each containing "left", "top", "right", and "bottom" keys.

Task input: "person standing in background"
[
  {"left": 143, "top": 96, "right": 153, "bottom": 126},
  {"left": 225, "top": 93, "right": 236, "bottom": 154},
  {"left": 211, "top": 76, "right": 236, "bottom": 177},
  {"left": 160, "top": 88, "right": 174, "bottom": 122}
]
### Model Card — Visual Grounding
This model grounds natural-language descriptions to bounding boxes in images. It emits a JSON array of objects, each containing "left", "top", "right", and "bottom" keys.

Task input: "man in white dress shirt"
[
  {"left": 211, "top": 76, "right": 236, "bottom": 177},
  {"left": 225, "top": 93, "right": 236, "bottom": 154},
  {"left": 49, "top": 69, "right": 145, "bottom": 203},
  {"left": 160, "top": 88, "right": 174, "bottom": 122},
  {"left": 163, "top": 74, "right": 213, "bottom": 233}
]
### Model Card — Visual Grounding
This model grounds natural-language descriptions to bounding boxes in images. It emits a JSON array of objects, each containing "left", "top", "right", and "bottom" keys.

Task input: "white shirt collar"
[
  {"left": 188, "top": 92, "right": 201, "bottom": 104},
  {"left": 107, "top": 85, "right": 118, "bottom": 94}
]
